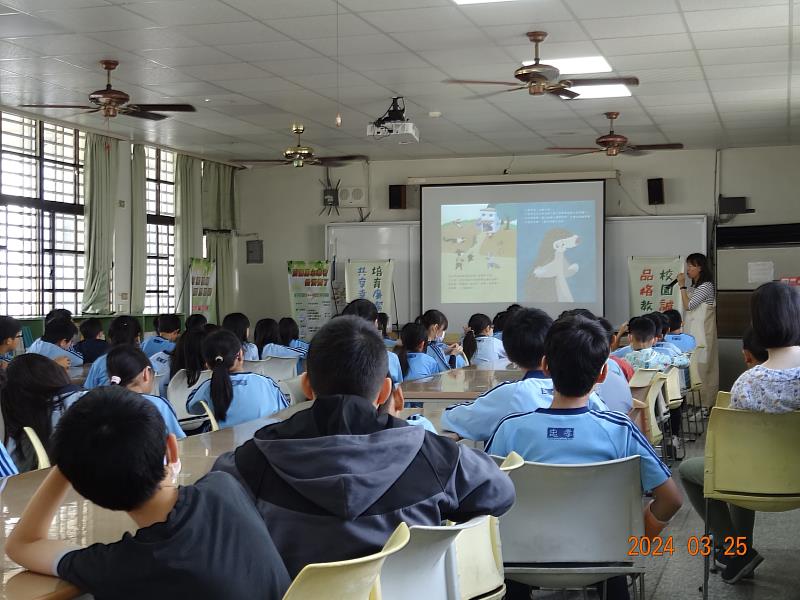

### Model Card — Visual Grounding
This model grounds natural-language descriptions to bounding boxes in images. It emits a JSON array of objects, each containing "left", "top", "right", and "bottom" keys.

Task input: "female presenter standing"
[{"left": 677, "top": 252, "right": 719, "bottom": 410}]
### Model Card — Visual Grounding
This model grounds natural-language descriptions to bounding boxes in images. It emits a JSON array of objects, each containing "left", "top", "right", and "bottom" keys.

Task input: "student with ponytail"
[
  {"left": 84, "top": 316, "right": 145, "bottom": 389},
  {"left": 255, "top": 318, "right": 305, "bottom": 360},
  {"left": 396, "top": 322, "right": 445, "bottom": 381},
  {"left": 106, "top": 345, "right": 185, "bottom": 440},
  {"left": 221, "top": 313, "right": 260, "bottom": 361},
  {"left": 417, "top": 309, "right": 467, "bottom": 370},
  {"left": 462, "top": 313, "right": 506, "bottom": 365},
  {"left": 186, "top": 329, "right": 288, "bottom": 429}
]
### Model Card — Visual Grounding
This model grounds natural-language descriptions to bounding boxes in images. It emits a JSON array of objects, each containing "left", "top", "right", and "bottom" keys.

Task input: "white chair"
[
  {"left": 153, "top": 371, "right": 167, "bottom": 396},
  {"left": 380, "top": 518, "right": 485, "bottom": 600},
  {"left": 278, "top": 375, "right": 308, "bottom": 405},
  {"left": 23, "top": 427, "right": 50, "bottom": 469},
  {"left": 499, "top": 456, "right": 645, "bottom": 598},
  {"left": 452, "top": 516, "right": 506, "bottom": 600},
  {"left": 166, "top": 368, "right": 211, "bottom": 430},
  {"left": 244, "top": 357, "right": 298, "bottom": 382},
  {"left": 199, "top": 400, "right": 220, "bottom": 431}
]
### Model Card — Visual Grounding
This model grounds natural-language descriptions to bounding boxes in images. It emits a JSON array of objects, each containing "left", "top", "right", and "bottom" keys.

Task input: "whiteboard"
[
  {"left": 604, "top": 215, "right": 707, "bottom": 327},
  {"left": 325, "top": 222, "right": 420, "bottom": 326}
]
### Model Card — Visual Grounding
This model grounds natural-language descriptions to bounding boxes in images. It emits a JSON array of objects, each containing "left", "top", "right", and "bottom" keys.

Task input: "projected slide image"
[{"left": 441, "top": 204, "right": 517, "bottom": 303}]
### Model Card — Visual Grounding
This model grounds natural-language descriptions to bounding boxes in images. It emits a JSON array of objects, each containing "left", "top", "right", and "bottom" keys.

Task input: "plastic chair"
[
  {"left": 685, "top": 346, "right": 706, "bottom": 435},
  {"left": 641, "top": 373, "right": 667, "bottom": 448},
  {"left": 153, "top": 371, "right": 167, "bottom": 396},
  {"left": 166, "top": 368, "right": 211, "bottom": 422},
  {"left": 490, "top": 451, "right": 524, "bottom": 472},
  {"left": 452, "top": 516, "right": 506, "bottom": 600},
  {"left": 499, "top": 456, "right": 645, "bottom": 597},
  {"left": 282, "top": 522, "right": 410, "bottom": 600},
  {"left": 23, "top": 427, "right": 50, "bottom": 469},
  {"left": 701, "top": 407, "right": 800, "bottom": 599},
  {"left": 199, "top": 401, "right": 220, "bottom": 432},
  {"left": 278, "top": 375, "right": 308, "bottom": 405},
  {"left": 380, "top": 518, "right": 485, "bottom": 600},
  {"left": 244, "top": 357, "right": 297, "bottom": 382},
  {"left": 715, "top": 391, "right": 731, "bottom": 408}
]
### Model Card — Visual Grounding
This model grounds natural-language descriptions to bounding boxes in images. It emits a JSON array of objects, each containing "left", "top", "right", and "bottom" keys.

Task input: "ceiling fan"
[
  {"left": 19, "top": 59, "right": 196, "bottom": 121},
  {"left": 548, "top": 112, "right": 684, "bottom": 156},
  {"left": 236, "top": 124, "right": 368, "bottom": 168},
  {"left": 444, "top": 31, "right": 639, "bottom": 100}
]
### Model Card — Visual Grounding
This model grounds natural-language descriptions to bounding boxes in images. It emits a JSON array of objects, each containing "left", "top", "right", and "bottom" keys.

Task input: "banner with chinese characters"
[
  {"left": 287, "top": 260, "right": 333, "bottom": 340},
  {"left": 628, "top": 256, "right": 683, "bottom": 317},
  {"left": 345, "top": 259, "right": 394, "bottom": 317},
  {"left": 189, "top": 258, "right": 216, "bottom": 321}
]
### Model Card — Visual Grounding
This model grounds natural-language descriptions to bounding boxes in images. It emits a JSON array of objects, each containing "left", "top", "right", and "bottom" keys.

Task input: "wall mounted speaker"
[{"left": 647, "top": 177, "right": 664, "bottom": 205}]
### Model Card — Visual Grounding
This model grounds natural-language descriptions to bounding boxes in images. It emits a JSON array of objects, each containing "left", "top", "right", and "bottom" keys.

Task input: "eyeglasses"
[{"left": 14, "top": 334, "right": 22, "bottom": 339}]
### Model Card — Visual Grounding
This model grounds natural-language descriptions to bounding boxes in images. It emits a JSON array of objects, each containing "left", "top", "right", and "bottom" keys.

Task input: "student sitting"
[
  {"left": 488, "top": 315, "right": 682, "bottom": 600},
  {"left": 278, "top": 317, "right": 309, "bottom": 357},
  {"left": 0, "top": 441, "right": 17, "bottom": 477},
  {"left": 184, "top": 313, "right": 208, "bottom": 332},
  {"left": 741, "top": 325, "right": 768, "bottom": 369},
  {"left": 378, "top": 312, "right": 397, "bottom": 348},
  {"left": 647, "top": 312, "right": 682, "bottom": 357},
  {"left": 73, "top": 318, "right": 109, "bottom": 364},
  {"left": 212, "top": 315, "right": 514, "bottom": 577},
  {"left": 341, "top": 299, "right": 403, "bottom": 384},
  {"left": 396, "top": 322, "right": 446, "bottom": 382},
  {"left": 5, "top": 387, "right": 291, "bottom": 599},
  {"left": 222, "top": 312, "right": 260, "bottom": 361},
  {"left": 84, "top": 316, "right": 145, "bottom": 389},
  {"left": 441, "top": 308, "right": 608, "bottom": 442},
  {"left": 28, "top": 318, "right": 84, "bottom": 367},
  {"left": 663, "top": 308, "right": 696, "bottom": 353},
  {"left": 106, "top": 345, "right": 185, "bottom": 440},
  {"left": 142, "top": 314, "right": 180, "bottom": 358},
  {"left": 186, "top": 329, "right": 288, "bottom": 429},
  {"left": 0, "top": 316, "right": 21, "bottom": 367},
  {"left": 255, "top": 318, "right": 306, "bottom": 361},
  {"left": 599, "top": 317, "right": 634, "bottom": 381},
  {"left": 170, "top": 327, "right": 211, "bottom": 389},
  {"left": 623, "top": 317, "right": 689, "bottom": 371},
  {"left": 492, "top": 310, "right": 507, "bottom": 341},
  {"left": 1, "top": 354, "right": 85, "bottom": 472},
  {"left": 463, "top": 313, "right": 506, "bottom": 365},
  {"left": 417, "top": 309, "right": 467, "bottom": 369}
]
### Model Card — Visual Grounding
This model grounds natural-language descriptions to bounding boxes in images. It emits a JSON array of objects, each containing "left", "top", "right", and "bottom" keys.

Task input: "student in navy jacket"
[{"left": 212, "top": 316, "right": 515, "bottom": 577}]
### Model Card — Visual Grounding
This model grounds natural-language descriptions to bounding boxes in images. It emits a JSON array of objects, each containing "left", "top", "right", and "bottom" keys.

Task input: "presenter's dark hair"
[
  {"left": 307, "top": 316, "right": 388, "bottom": 400},
  {"left": 628, "top": 316, "right": 657, "bottom": 343},
  {"left": 342, "top": 299, "right": 379, "bottom": 324},
  {"left": 686, "top": 253, "right": 713, "bottom": 285},
  {"left": 751, "top": 281, "right": 800, "bottom": 348},
  {"left": 0, "top": 316, "right": 21, "bottom": 342},
  {"left": 52, "top": 387, "right": 167, "bottom": 511},
  {"left": 254, "top": 318, "right": 281, "bottom": 352},
  {"left": 42, "top": 318, "right": 78, "bottom": 345},
  {"left": 108, "top": 316, "right": 143, "bottom": 347},
  {"left": 397, "top": 322, "right": 429, "bottom": 377},
  {"left": 156, "top": 314, "right": 180, "bottom": 335},
  {"left": 222, "top": 312, "right": 251, "bottom": 344},
  {"left": 107, "top": 345, "right": 150, "bottom": 388},
  {"left": 79, "top": 318, "right": 103, "bottom": 341},
  {"left": 742, "top": 326, "right": 768, "bottom": 363},
  {"left": 502, "top": 308, "right": 553, "bottom": 371},
  {"left": 279, "top": 317, "right": 301, "bottom": 345},
  {"left": 663, "top": 309, "right": 683, "bottom": 332},
  {"left": 463, "top": 313, "right": 492, "bottom": 362},
  {"left": 201, "top": 329, "right": 242, "bottom": 422},
  {"left": 545, "top": 315, "right": 609, "bottom": 397}
]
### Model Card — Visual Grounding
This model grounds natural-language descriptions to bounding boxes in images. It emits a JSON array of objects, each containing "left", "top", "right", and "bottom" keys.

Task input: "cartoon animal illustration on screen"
[{"left": 526, "top": 228, "right": 580, "bottom": 302}]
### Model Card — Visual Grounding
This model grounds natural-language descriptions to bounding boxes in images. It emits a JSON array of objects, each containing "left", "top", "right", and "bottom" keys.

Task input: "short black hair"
[
  {"left": 79, "top": 317, "right": 103, "bottom": 340},
  {"left": 492, "top": 311, "right": 508, "bottom": 333},
  {"left": 278, "top": 317, "right": 300, "bottom": 345},
  {"left": 108, "top": 315, "right": 143, "bottom": 347},
  {"left": 342, "top": 299, "right": 379, "bottom": 323},
  {"left": 502, "top": 308, "right": 553, "bottom": 370},
  {"left": 45, "top": 308, "right": 72, "bottom": 323},
  {"left": 0, "top": 316, "right": 21, "bottom": 341},
  {"left": 42, "top": 317, "right": 78, "bottom": 344},
  {"left": 596, "top": 317, "right": 616, "bottom": 345},
  {"left": 628, "top": 316, "right": 656, "bottom": 343},
  {"left": 307, "top": 315, "right": 388, "bottom": 400},
  {"left": 751, "top": 281, "right": 800, "bottom": 348},
  {"left": 545, "top": 316, "right": 609, "bottom": 397},
  {"left": 663, "top": 309, "right": 682, "bottom": 332},
  {"left": 156, "top": 314, "right": 180, "bottom": 335},
  {"left": 558, "top": 308, "right": 597, "bottom": 321},
  {"left": 185, "top": 314, "right": 208, "bottom": 332},
  {"left": 222, "top": 312, "right": 251, "bottom": 344},
  {"left": 742, "top": 326, "right": 768, "bottom": 363},
  {"left": 52, "top": 387, "right": 168, "bottom": 511}
]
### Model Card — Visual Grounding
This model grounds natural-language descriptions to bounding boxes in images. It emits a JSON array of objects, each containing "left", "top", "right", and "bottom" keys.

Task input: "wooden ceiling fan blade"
[
  {"left": 546, "top": 147, "right": 602, "bottom": 152},
  {"left": 127, "top": 103, "right": 196, "bottom": 112},
  {"left": 318, "top": 155, "right": 369, "bottom": 165},
  {"left": 443, "top": 79, "right": 523, "bottom": 87},
  {"left": 563, "top": 77, "right": 640, "bottom": 87},
  {"left": 564, "top": 149, "right": 604, "bottom": 157},
  {"left": 235, "top": 159, "right": 293, "bottom": 164},
  {"left": 627, "top": 143, "right": 684, "bottom": 151},
  {"left": 548, "top": 88, "right": 579, "bottom": 100},
  {"left": 19, "top": 104, "right": 94, "bottom": 109},
  {"left": 466, "top": 86, "right": 527, "bottom": 100},
  {"left": 121, "top": 109, "right": 168, "bottom": 121}
]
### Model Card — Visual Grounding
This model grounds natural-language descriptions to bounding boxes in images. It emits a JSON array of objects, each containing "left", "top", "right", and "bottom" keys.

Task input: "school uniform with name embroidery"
[
  {"left": 665, "top": 332, "right": 696, "bottom": 353},
  {"left": 141, "top": 336, "right": 175, "bottom": 359},
  {"left": 150, "top": 351, "right": 171, "bottom": 397},
  {"left": 27, "top": 339, "right": 83, "bottom": 367},
  {"left": 186, "top": 372, "right": 288, "bottom": 428}
]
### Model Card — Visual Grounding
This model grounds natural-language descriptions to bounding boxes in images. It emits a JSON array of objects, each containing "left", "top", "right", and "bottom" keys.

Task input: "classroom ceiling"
[{"left": 0, "top": 0, "right": 796, "bottom": 161}]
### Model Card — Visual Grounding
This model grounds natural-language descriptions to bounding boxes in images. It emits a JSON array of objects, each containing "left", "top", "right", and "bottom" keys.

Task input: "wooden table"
[{"left": 0, "top": 418, "right": 273, "bottom": 600}]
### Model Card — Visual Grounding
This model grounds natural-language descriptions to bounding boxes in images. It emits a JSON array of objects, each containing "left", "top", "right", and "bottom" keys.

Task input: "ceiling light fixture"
[
  {"left": 521, "top": 56, "right": 611, "bottom": 75},
  {"left": 568, "top": 84, "right": 631, "bottom": 99}
]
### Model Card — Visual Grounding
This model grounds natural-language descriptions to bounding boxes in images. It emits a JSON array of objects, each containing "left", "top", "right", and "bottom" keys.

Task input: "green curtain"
[
  {"left": 130, "top": 144, "right": 146, "bottom": 314},
  {"left": 201, "top": 161, "right": 237, "bottom": 230},
  {"left": 81, "top": 133, "right": 118, "bottom": 314},
  {"left": 205, "top": 232, "right": 234, "bottom": 321},
  {"left": 175, "top": 155, "right": 203, "bottom": 314}
]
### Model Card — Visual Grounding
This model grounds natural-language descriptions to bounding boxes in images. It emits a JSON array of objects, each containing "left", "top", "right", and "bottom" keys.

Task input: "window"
[
  {"left": 0, "top": 112, "right": 84, "bottom": 316},
  {"left": 144, "top": 146, "right": 176, "bottom": 313}
]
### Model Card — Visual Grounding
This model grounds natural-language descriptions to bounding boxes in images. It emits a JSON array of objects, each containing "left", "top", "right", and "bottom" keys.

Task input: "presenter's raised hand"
[{"left": 677, "top": 272, "right": 686, "bottom": 287}]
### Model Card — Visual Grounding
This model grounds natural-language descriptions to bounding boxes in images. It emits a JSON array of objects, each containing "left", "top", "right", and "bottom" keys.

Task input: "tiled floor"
[{"left": 526, "top": 427, "right": 800, "bottom": 600}]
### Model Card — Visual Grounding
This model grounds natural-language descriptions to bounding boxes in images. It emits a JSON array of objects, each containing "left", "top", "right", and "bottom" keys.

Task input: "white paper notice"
[{"left": 748, "top": 261, "right": 774, "bottom": 284}]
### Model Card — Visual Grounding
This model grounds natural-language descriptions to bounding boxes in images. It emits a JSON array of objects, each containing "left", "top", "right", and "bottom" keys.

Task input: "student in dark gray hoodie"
[{"left": 213, "top": 315, "right": 515, "bottom": 577}]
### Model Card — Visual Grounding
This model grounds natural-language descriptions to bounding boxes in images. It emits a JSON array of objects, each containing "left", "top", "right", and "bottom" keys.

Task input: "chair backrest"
[
  {"left": 628, "top": 368, "right": 658, "bottom": 389},
  {"left": 152, "top": 371, "right": 167, "bottom": 395},
  {"left": 452, "top": 516, "right": 505, "bottom": 600},
  {"left": 663, "top": 367, "right": 682, "bottom": 402},
  {"left": 381, "top": 519, "right": 484, "bottom": 600},
  {"left": 499, "top": 457, "right": 644, "bottom": 564},
  {"left": 199, "top": 400, "right": 220, "bottom": 431},
  {"left": 495, "top": 451, "right": 524, "bottom": 472},
  {"left": 704, "top": 407, "right": 800, "bottom": 507},
  {"left": 283, "top": 523, "right": 410, "bottom": 600},
  {"left": 23, "top": 427, "right": 50, "bottom": 469},
  {"left": 244, "top": 357, "right": 297, "bottom": 382},
  {"left": 715, "top": 391, "right": 731, "bottom": 408},
  {"left": 643, "top": 375, "right": 666, "bottom": 445},
  {"left": 166, "top": 369, "right": 212, "bottom": 421},
  {"left": 278, "top": 374, "right": 308, "bottom": 405}
]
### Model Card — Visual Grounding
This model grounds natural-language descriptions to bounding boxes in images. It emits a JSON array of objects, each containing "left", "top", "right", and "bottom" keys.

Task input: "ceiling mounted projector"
[{"left": 367, "top": 97, "right": 419, "bottom": 143}]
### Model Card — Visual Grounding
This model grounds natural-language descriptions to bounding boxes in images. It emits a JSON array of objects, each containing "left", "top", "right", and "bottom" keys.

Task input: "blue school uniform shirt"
[
  {"left": 27, "top": 339, "right": 83, "bottom": 367},
  {"left": 84, "top": 353, "right": 155, "bottom": 389},
  {"left": 186, "top": 372, "right": 288, "bottom": 429},
  {"left": 665, "top": 332, "right": 696, "bottom": 353},
  {"left": 139, "top": 393, "right": 186, "bottom": 440},
  {"left": 406, "top": 414, "right": 437, "bottom": 433},
  {"left": 470, "top": 336, "right": 507, "bottom": 366},
  {"left": 141, "top": 336, "right": 176, "bottom": 358},
  {"left": 487, "top": 407, "right": 671, "bottom": 493},
  {"left": 387, "top": 350, "right": 403, "bottom": 385},
  {"left": 288, "top": 339, "right": 309, "bottom": 356},
  {"left": 596, "top": 358, "right": 634, "bottom": 414},
  {"left": 611, "top": 345, "right": 633, "bottom": 359},
  {"left": 384, "top": 337, "right": 398, "bottom": 349},
  {"left": 242, "top": 342, "right": 260, "bottom": 362},
  {"left": 426, "top": 341, "right": 467, "bottom": 370},
  {"left": 260, "top": 343, "right": 305, "bottom": 360},
  {"left": 654, "top": 341, "right": 682, "bottom": 358},
  {"left": 0, "top": 443, "right": 17, "bottom": 477},
  {"left": 493, "top": 331, "right": 503, "bottom": 341},
  {"left": 150, "top": 351, "right": 172, "bottom": 397},
  {"left": 440, "top": 371, "right": 609, "bottom": 442},
  {"left": 405, "top": 352, "right": 445, "bottom": 382}
]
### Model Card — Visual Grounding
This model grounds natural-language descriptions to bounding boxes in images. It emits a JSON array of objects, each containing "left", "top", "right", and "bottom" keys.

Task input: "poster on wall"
[
  {"left": 345, "top": 259, "right": 394, "bottom": 317},
  {"left": 628, "top": 256, "right": 683, "bottom": 318},
  {"left": 287, "top": 260, "right": 333, "bottom": 340},
  {"left": 189, "top": 258, "right": 216, "bottom": 321}
]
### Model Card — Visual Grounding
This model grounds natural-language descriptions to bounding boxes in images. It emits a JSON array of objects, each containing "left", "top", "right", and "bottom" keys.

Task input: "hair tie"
[
  {"left": 214, "top": 355, "right": 224, "bottom": 363},
  {"left": 110, "top": 375, "right": 121, "bottom": 385}
]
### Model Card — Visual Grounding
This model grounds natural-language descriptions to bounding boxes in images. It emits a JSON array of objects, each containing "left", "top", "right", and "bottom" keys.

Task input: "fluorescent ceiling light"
[
  {"left": 453, "top": 0, "right": 522, "bottom": 4},
  {"left": 570, "top": 84, "right": 632, "bottom": 99},
  {"left": 522, "top": 56, "right": 611, "bottom": 75}
]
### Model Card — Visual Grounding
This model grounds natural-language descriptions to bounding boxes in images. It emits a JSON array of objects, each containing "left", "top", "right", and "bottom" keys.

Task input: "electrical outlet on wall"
[{"left": 339, "top": 186, "right": 368, "bottom": 208}]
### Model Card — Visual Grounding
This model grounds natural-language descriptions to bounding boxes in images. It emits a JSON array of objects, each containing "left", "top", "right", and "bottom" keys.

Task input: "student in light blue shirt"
[
  {"left": 106, "top": 345, "right": 185, "bottom": 440},
  {"left": 149, "top": 350, "right": 172, "bottom": 398},
  {"left": 27, "top": 318, "right": 83, "bottom": 367},
  {"left": 254, "top": 318, "right": 306, "bottom": 377},
  {"left": 663, "top": 309, "right": 697, "bottom": 353},
  {"left": 341, "top": 299, "right": 404, "bottom": 385},
  {"left": 141, "top": 314, "right": 180, "bottom": 358},
  {"left": 84, "top": 316, "right": 145, "bottom": 389},
  {"left": 463, "top": 313, "right": 506, "bottom": 366},
  {"left": 279, "top": 317, "right": 309, "bottom": 357},
  {"left": 396, "top": 322, "right": 446, "bottom": 382},
  {"left": 377, "top": 312, "right": 398, "bottom": 349},
  {"left": 417, "top": 309, "right": 467, "bottom": 370},
  {"left": 625, "top": 317, "right": 689, "bottom": 371},
  {"left": 186, "top": 329, "right": 288, "bottom": 429},
  {"left": 0, "top": 442, "right": 17, "bottom": 477},
  {"left": 222, "top": 312, "right": 260, "bottom": 362},
  {"left": 0, "top": 316, "right": 22, "bottom": 368}
]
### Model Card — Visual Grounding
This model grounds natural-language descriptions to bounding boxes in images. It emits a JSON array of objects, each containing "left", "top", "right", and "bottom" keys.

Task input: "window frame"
[{"left": 144, "top": 146, "right": 176, "bottom": 314}]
